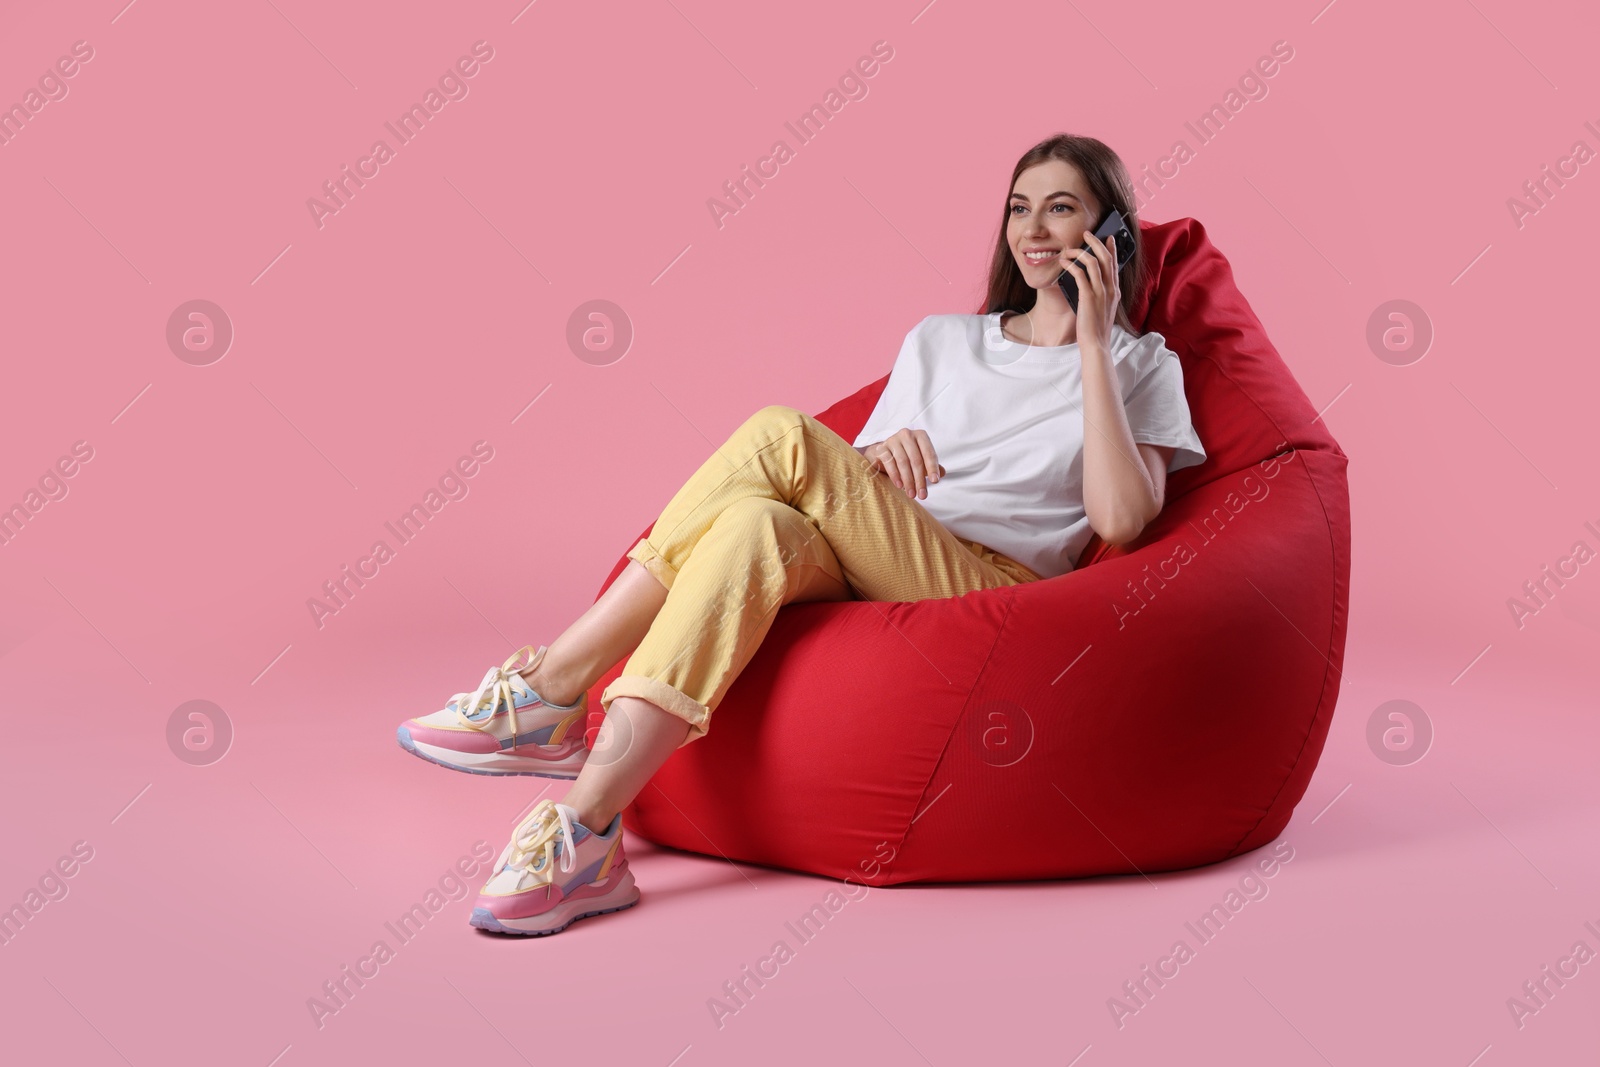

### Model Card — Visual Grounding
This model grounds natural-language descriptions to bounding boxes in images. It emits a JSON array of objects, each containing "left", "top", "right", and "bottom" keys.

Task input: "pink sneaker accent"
[
  {"left": 396, "top": 645, "right": 590, "bottom": 778},
  {"left": 470, "top": 800, "right": 639, "bottom": 936}
]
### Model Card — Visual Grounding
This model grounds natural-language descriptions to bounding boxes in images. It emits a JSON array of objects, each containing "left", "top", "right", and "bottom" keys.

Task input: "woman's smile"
[{"left": 1007, "top": 158, "right": 1103, "bottom": 284}]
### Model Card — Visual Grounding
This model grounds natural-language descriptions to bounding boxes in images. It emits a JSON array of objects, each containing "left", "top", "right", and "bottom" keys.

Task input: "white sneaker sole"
[{"left": 470, "top": 871, "right": 640, "bottom": 936}]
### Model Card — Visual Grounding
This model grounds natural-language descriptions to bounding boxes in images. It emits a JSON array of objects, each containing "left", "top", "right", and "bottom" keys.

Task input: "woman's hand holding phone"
[
  {"left": 862, "top": 428, "right": 945, "bottom": 500},
  {"left": 1059, "top": 231, "right": 1119, "bottom": 353}
]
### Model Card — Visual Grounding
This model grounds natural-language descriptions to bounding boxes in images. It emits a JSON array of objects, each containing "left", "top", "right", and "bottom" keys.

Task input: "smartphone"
[{"left": 1056, "top": 209, "right": 1135, "bottom": 313}]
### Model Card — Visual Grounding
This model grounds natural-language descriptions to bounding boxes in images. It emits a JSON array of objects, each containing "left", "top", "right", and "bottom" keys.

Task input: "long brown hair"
[{"left": 980, "top": 133, "right": 1146, "bottom": 330}]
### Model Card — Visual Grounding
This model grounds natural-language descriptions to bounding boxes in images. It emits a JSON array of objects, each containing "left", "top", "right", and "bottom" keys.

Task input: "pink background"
[{"left": 2, "top": 0, "right": 1597, "bottom": 1063}]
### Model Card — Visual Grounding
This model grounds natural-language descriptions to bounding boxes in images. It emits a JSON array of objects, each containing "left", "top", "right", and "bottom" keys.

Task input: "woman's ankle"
[
  {"left": 525, "top": 658, "right": 583, "bottom": 708},
  {"left": 561, "top": 787, "right": 616, "bottom": 833}
]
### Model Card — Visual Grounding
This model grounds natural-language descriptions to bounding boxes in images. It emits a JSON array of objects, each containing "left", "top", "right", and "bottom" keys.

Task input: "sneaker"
[
  {"left": 470, "top": 799, "right": 639, "bottom": 936},
  {"left": 396, "top": 645, "right": 590, "bottom": 778}
]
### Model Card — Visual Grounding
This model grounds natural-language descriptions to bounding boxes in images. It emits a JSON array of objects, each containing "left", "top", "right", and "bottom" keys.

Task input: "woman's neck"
[{"left": 1008, "top": 288, "right": 1080, "bottom": 348}]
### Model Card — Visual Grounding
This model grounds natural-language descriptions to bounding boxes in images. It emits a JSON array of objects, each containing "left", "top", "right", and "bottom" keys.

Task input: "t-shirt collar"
[{"left": 984, "top": 312, "right": 1130, "bottom": 364}]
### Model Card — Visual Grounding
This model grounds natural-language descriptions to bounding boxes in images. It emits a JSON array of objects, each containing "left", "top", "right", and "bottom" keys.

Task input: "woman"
[{"left": 395, "top": 133, "right": 1206, "bottom": 936}]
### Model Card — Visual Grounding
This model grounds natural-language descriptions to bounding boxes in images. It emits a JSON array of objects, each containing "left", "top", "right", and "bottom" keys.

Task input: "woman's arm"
[
  {"left": 1081, "top": 359, "right": 1170, "bottom": 544},
  {"left": 1081, "top": 422, "right": 1171, "bottom": 547},
  {"left": 1066, "top": 231, "right": 1170, "bottom": 546}
]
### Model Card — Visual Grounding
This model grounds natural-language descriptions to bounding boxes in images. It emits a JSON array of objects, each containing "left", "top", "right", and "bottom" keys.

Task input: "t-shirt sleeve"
[
  {"left": 851, "top": 317, "right": 931, "bottom": 449},
  {"left": 1122, "top": 333, "right": 1206, "bottom": 473}
]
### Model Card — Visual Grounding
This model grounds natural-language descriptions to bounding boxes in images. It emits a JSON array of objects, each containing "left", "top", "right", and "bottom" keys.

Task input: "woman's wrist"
[{"left": 1079, "top": 339, "right": 1111, "bottom": 365}]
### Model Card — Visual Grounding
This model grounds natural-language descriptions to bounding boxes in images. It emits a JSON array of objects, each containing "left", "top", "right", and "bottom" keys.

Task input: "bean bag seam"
[{"left": 888, "top": 588, "right": 1018, "bottom": 879}]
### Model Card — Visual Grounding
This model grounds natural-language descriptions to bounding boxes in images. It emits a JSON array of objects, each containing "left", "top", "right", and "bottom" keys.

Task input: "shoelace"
[
  {"left": 449, "top": 644, "right": 543, "bottom": 741},
  {"left": 498, "top": 800, "right": 579, "bottom": 881}
]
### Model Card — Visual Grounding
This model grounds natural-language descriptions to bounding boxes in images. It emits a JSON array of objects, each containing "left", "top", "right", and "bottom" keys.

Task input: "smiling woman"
[
  {"left": 396, "top": 134, "right": 1225, "bottom": 938},
  {"left": 390, "top": 132, "right": 1211, "bottom": 936},
  {"left": 852, "top": 134, "right": 1205, "bottom": 578}
]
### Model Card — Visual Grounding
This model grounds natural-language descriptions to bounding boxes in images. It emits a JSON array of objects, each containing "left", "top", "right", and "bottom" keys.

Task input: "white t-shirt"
[{"left": 851, "top": 312, "right": 1206, "bottom": 579}]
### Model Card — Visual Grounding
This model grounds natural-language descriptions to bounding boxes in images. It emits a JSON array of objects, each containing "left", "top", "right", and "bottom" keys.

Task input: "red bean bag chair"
[{"left": 585, "top": 217, "right": 1351, "bottom": 885}]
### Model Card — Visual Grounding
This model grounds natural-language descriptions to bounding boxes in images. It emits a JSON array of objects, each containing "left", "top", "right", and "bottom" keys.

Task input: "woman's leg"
[
  {"left": 563, "top": 494, "right": 853, "bottom": 828},
  {"left": 559, "top": 404, "right": 1038, "bottom": 830},
  {"left": 519, "top": 558, "right": 667, "bottom": 707},
  {"left": 466, "top": 404, "right": 1041, "bottom": 935},
  {"left": 620, "top": 404, "right": 1034, "bottom": 605},
  {"left": 518, "top": 402, "right": 858, "bottom": 707},
  {"left": 521, "top": 402, "right": 859, "bottom": 710},
  {"left": 559, "top": 697, "right": 689, "bottom": 831}
]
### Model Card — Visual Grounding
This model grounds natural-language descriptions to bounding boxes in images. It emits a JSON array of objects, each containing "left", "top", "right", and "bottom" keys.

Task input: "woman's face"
[{"left": 1006, "top": 159, "right": 1103, "bottom": 290}]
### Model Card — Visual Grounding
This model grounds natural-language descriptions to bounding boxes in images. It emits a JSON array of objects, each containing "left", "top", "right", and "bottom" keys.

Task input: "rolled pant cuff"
[
  {"left": 626, "top": 536, "right": 679, "bottom": 592},
  {"left": 600, "top": 673, "right": 710, "bottom": 746}
]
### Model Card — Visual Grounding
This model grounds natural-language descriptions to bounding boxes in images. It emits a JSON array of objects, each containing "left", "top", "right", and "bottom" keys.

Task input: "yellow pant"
[{"left": 600, "top": 405, "right": 1042, "bottom": 743}]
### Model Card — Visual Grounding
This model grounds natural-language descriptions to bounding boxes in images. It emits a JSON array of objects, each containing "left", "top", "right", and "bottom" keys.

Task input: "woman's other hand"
[{"left": 861, "top": 428, "right": 945, "bottom": 500}]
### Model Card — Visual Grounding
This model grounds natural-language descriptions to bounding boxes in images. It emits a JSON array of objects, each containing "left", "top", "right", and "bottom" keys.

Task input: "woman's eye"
[
  {"left": 1009, "top": 204, "right": 1025, "bottom": 215},
  {"left": 1051, "top": 203, "right": 1073, "bottom": 213}
]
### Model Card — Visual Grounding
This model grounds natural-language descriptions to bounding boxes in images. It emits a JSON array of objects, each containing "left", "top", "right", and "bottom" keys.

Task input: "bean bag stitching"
[
  {"left": 887, "top": 587, "right": 1018, "bottom": 881},
  {"left": 1221, "top": 448, "right": 1347, "bottom": 857}
]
